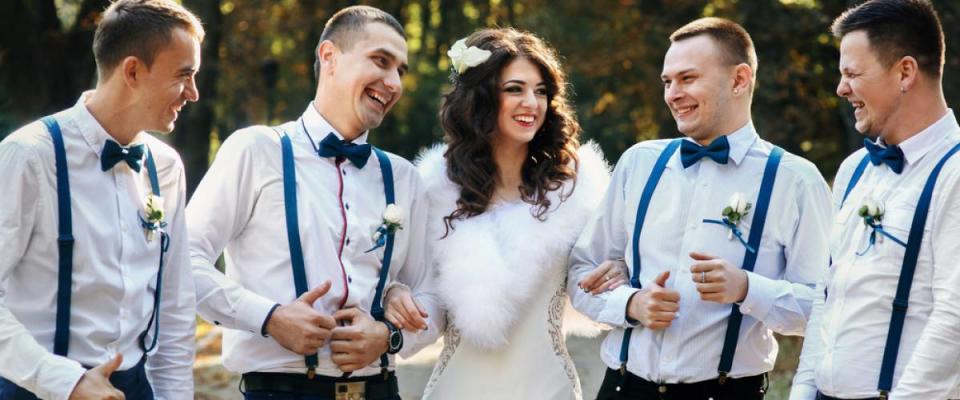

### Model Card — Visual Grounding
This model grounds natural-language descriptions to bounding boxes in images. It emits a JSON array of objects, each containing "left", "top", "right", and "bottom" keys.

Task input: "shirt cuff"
[
  {"left": 34, "top": 353, "right": 86, "bottom": 400},
  {"left": 787, "top": 382, "right": 818, "bottom": 400},
  {"left": 236, "top": 293, "right": 281, "bottom": 335},
  {"left": 738, "top": 271, "right": 777, "bottom": 322},
  {"left": 261, "top": 303, "right": 282, "bottom": 337},
  {"left": 598, "top": 286, "right": 640, "bottom": 327}
]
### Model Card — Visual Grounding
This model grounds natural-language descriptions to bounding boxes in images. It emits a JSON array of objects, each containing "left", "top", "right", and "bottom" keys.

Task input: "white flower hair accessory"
[{"left": 447, "top": 38, "right": 492, "bottom": 75}]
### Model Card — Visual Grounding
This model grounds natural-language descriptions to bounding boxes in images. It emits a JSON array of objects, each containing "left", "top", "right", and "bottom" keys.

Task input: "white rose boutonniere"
[
  {"left": 140, "top": 194, "right": 167, "bottom": 242},
  {"left": 367, "top": 204, "right": 404, "bottom": 253},
  {"left": 855, "top": 196, "right": 906, "bottom": 255},
  {"left": 447, "top": 38, "right": 492, "bottom": 75},
  {"left": 703, "top": 192, "right": 755, "bottom": 253}
]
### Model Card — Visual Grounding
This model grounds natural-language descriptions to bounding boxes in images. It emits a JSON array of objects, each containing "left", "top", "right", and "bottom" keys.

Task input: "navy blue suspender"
[
  {"left": 832, "top": 143, "right": 960, "bottom": 398},
  {"left": 279, "top": 127, "right": 396, "bottom": 378},
  {"left": 717, "top": 146, "right": 784, "bottom": 381},
  {"left": 41, "top": 116, "right": 75, "bottom": 357},
  {"left": 41, "top": 116, "right": 167, "bottom": 358},
  {"left": 618, "top": 139, "right": 784, "bottom": 382}
]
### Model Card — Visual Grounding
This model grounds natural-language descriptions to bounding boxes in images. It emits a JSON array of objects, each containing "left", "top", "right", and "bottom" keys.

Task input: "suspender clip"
[
  {"left": 718, "top": 371, "right": 728, "bottom": 385},
  {"left": 306, "top": 366, "right": 316, "bottom": 380},
  {"left": 619, "top": 363, "right": 626, "bottom": 376},
  {"left": 879, "top": 390, "right": 889, "bottom": 400},
  {"left": 382, "top": 367, "right": 389, "bottom": 381}
]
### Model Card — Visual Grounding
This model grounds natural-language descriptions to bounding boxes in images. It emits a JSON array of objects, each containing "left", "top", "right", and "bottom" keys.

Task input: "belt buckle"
[{"left": 335, "top": 382, "right": 365, "bottom": 400}]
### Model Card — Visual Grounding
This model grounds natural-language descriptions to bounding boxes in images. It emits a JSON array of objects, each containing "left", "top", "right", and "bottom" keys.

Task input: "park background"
[{"left": 4, "top": 0, "right": 960, "bottom": 398}]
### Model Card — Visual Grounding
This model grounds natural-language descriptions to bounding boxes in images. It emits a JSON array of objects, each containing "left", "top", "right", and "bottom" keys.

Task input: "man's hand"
[
  {"left": 266, "top": 281, "right": 337, "bottom": 355},
  {"left": 69, "top": 354, "right": 124, "bottom": 400},
  {"left": 578, "top": 259, "right": 630, "bottom": 295},
  {"left": 383, "top": 285, "right": 428, "bottom": 331},
  {"left": 626, "top": 271, "right": 679, "bottom": 330},
  {"left": 330, "top": 308, "right": 390, "bottom": 372},
  {"left": 689, "top": 252, "right": 748, "bottom": 304}
]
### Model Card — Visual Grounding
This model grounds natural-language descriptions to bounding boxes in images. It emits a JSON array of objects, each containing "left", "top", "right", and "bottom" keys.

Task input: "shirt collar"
[
  {"left": 883, "top": 109, "right": 959, "bottom": 166},
  {"left": 680, "top": 120, "right": 758, "bottom": 166},
  {"left": 301, "top": 102, "right": 369, "bottom": 146},
  {"left": 72, "top": 90, "right": 147, "bottom": 158}
]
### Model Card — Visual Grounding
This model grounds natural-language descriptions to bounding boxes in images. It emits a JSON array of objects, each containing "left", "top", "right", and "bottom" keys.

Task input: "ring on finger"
[{"left": 700, "top": 271, "right": 706, "bottom": 283}]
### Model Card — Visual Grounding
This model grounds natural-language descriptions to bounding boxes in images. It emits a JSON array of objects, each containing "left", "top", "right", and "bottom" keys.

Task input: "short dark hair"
[
  {"left": 93, "top": 0, "right": 204, "bottom": 79},
  {"left": 670, "top": 17, "right": 758, "bottom": 74},
  {"left": 832, "top": 0, "right": 944, "bottom": 77},
  {"left": 313, "top": 6, "right": 405, "bottom": 79}
]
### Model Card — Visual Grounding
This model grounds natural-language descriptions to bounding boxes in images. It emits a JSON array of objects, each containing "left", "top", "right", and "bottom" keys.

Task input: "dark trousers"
[
  {"left": 241, "top": 371, "right": 400, "bottom": 400},
  {"left": 596, "top": 368, "right": 766, "bottom": 400},
  {"left": 0, "top": 356, "right": 153, "bottom": 400}
]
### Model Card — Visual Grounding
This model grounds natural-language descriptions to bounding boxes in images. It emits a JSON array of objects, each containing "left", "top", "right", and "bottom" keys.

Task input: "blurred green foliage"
[{"left": 3, "top": 0, "right": 960, "bottom": 194}]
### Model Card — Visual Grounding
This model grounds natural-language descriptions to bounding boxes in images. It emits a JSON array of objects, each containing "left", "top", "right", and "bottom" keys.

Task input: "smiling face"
[
  {"left": 322, "top": 22, "right": 408, "bottom": 137},
  {"left": 136, "top": 27, "right": 201, "bottom": 133},
  {"left": 836, "top": 30, "right": 904, "bottom": 138},
  {"left": 493, "top": 57, "right": 548, "bottom": 149},
  {"left": 662, "top": 35, "right": 742, "bottom": 143}
]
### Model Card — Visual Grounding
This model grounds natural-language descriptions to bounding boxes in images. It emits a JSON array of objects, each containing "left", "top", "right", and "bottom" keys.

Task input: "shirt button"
[
  {"left": 346, "top": 238, "right": 351, "bottom": 246},
  {"left": 345, "top": 203, "right": 350, "bottom": 210},
  {"left": 342, "top": 169, "right": 347, "bottom": 176},
  {"left": 348, "top": 276, "right": 353, "bottom": 283}
]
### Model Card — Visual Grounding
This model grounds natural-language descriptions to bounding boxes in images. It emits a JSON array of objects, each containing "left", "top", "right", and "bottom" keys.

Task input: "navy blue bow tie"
[
  {"left": 101, "top": 140, "right": 145, "bottom": 172},
  {"left": 864, "top": 138, "right": 905, "bottom": 174},
  {"left": 316, "top": 133, "right": 371, "bottom": 168},
  {"left": 680, "top": 136, "right": 730, "bottom": 168}
]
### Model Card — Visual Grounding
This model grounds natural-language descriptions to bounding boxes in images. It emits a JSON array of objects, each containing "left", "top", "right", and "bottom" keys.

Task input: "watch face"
[{"left": 390, "top": 330, "right": 403, "bottom": 350}]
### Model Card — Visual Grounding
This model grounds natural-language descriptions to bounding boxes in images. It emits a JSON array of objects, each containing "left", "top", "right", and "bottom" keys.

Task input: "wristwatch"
[{"left": 383, "top": 320, "right": 403, "bottom": 354}]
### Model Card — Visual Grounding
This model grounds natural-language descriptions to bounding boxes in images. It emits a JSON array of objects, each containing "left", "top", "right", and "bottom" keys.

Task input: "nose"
[
  {"left": 836, "top": 77, "right": 850, "bottom": 98},
  {"left": 384, "top": 68, "right": 402, "bottom": 95},
  {"left": 185, "top": 75, "right": 200, "bottom": 102},
  {"left": 520, "top": 88, "right": 537, "bottom": 108},
  {"left": 665, "top": 83, "right": 682, "bottom": 105}
]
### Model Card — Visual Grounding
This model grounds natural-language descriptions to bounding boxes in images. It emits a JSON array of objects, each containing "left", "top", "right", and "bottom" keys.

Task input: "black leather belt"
[
  {"left": 603, "top": 367, "right": 766, "bottom": 397},
  {"left": 242, "top": 371, "right": 399, "bottom": 399}
]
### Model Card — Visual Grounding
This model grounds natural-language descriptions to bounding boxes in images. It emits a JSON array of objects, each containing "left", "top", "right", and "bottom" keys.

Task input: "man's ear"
[
  {"left": 120, "top": 56, "right": 145, "bottom": 88},
  {"left": 732, "top": 63, "right": 753, "bottom": 96},
  {"left": 317, "top": 40, "right": 339, "bottom": 77},
  {"left": 896, "top": 55, "right": 920, "bottom": 93}
]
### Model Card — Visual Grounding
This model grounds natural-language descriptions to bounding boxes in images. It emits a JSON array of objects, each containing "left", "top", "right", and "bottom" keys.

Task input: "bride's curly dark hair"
[{"left": 440, "top": 28, "right": 581, "bottom": 233}]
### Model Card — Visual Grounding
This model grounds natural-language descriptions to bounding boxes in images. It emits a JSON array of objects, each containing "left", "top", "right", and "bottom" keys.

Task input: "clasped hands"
[
  {"left": 626, "top": 252, "right": 749, "bottom": 330},
  {"left": 265, "top": 280, "right": 390, "bottom": 373}
]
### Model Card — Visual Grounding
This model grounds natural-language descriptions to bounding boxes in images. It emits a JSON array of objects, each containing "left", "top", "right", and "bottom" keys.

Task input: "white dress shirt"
[
  {"left": 569, "top": 122, "right": 832, "bottom": 383},
  {"left": 791, "top": 110, "right": 960, "bottom": 400},
  {"left": 188, "top": 103, "right": 440, "bottom": 377},
  {"left": 0, "top": 92, "right": 196, "bottom": 400}
]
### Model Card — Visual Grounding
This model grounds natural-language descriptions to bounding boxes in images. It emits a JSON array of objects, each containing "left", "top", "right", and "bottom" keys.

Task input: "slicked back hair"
[
  {"left": 832, "top": 0, "right": 944, "bottom": 78},
  {"left": 670, "top": 17, "right": 758, "bottom": 88},
  {"left": 93, "top": 0, "right": 204, "bottom": 80},
  {"left": 313, "top": 5, "right": 405, "bottom": 79}
]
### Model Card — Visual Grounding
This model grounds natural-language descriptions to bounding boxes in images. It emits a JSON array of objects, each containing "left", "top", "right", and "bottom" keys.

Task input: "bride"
[{"left": 383, "top": 28, "right": 623, "bottom": 399}]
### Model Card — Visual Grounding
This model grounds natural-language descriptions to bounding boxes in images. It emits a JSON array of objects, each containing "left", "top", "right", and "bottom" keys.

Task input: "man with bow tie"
[
  {"left": 568, "top": 17, "right": 832, "bottom": 400},
  {"left": 186, "top": 6, "right": 439, "bottom": 399},
  {"left": 791, "top": 1, "right": 960, "bottom": 399},
  {"left": 0, "top": 1, "right": 203, "bottom": 399}
]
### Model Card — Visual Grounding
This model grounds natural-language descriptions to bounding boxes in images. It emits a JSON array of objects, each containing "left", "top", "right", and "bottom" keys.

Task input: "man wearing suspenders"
[
  {"left": 791, "top": 1, "right": 960, "bottom": 399},
  {"left": 0, "top": 1, "right": 203, "bottom": 399},
  {"left": 187, "top": 6, "right": 438, "bottom": 399},
  {"left": 569, "top": 18, "right": 832, "bottom": 400}
]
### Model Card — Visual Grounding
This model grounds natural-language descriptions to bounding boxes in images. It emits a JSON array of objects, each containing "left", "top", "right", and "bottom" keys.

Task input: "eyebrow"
[
  {"left": 502, "top": 79, "right": 546, "bottom": 86},
  {"left": 661, "top": 68, "right": 697, "bottom": 80},
  {"left": 177, "top": 65, "right": 198, "bottom": 75},
  {"left": 373, "top": 48, "right": 409, "bottom": 75}
]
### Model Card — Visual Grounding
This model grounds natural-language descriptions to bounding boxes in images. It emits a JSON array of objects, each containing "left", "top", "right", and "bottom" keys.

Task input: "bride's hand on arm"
[
  {"left": 384, "top": 284, "right": 429, "bottom": 331},
  {"left": 578, "top": 259, "right": 629, "bottom": 295}
]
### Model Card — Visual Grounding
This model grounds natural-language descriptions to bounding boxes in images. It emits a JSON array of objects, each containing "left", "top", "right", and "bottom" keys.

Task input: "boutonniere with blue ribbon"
[
  {"left": 856, "top": 197, "right": 906, "bottom": 256},
  {"left": 703, "top": 192, "right": 756, "bottom": 253},
  {"left": 140, "top": 194, "right": 167, "bottom": 242},
  {"left": 366, "top": 204, "right": 404, "bottom": 253}
]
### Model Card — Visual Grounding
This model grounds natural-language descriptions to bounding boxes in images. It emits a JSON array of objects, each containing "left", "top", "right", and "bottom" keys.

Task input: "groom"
[
  {"left": 569, "top": 17, "right": 832, "bottom": 399},
  {"left": 187, "top": 5, "right": 439, "bottom": 399}
]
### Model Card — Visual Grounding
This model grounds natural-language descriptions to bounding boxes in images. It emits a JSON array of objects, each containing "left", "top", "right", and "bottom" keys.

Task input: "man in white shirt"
[
  {"left": 0, "top": 1, "right": 203, "bottom": 399},
  {"left": 790, "top": 1, "right": 960, "bottom": 399},
  {"left": 569, "top": 17, "right": 832, "bottom": 400},
  {"left": 187, "top": 6, "right": 438, "bottom": 399}
]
